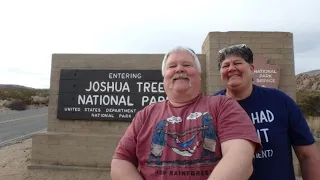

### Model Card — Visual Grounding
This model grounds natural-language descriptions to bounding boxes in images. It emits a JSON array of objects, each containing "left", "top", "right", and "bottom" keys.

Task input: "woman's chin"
[{"left": 227, "top": 82, "right": 242, "bottom": 88}]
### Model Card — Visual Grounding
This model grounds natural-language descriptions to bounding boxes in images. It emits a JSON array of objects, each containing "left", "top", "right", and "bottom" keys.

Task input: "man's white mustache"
[
  {"left": 170, "top": 73, "right": 190, "bottom": 81},
  {"left": 169, "top": 73, "right": 192, "bottom": 88}
]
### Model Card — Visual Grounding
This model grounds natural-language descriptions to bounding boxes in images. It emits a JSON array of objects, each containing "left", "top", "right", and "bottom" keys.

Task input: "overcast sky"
[{"left": 0, "top": 0, "right": 319, "bottom": 89}]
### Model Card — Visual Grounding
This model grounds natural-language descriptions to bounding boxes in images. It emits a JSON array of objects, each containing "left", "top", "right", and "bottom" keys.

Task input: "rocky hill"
[
  {"left": 0, "top": 84, "right": 35, "bottom": 90},
  {"left": 296, "top": 69, "right": 320, "bottom": 91}
]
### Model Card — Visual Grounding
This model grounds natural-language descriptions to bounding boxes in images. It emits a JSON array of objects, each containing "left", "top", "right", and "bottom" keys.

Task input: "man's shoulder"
[
  {"left": 131, "top": 100, "right": 167, "bottom": 124},
  {"left": 202, "top": 93, "right": 235, "bottom": 107},
  {"left": 140, "top": 100, "right": 167, "bottom": 112}
]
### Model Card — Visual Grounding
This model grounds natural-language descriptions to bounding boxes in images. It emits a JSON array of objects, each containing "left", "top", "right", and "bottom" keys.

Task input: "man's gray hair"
[{"left": 161, "top": 46, "right": 201, "bottom": 76}]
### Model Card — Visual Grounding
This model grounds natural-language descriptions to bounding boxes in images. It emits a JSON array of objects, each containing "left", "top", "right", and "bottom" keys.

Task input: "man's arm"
[
  {"left": 111, "top": 159, "right": 144, "bottom": 180},
  {"left": 208, "top": 139, "right": 255, "bottom": 180},
  {"left": 208, "top": 96, "right": 262, "bottom": 180},
  {"left": 110, "top": 110, "right": 146, "bottom": 180},
  {"left": 294, "top": 144, "right": 320, "bottom": 180}
]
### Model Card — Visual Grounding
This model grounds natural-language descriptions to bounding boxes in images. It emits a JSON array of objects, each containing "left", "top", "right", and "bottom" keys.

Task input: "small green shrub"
[{"left": 297, "top": 91, "right": 320, "bottom": 117}]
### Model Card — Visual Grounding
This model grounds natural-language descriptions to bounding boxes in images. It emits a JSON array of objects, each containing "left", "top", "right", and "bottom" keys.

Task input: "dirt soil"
[{"left": 0, "top": 139, "right": 109, "bottom": 180}]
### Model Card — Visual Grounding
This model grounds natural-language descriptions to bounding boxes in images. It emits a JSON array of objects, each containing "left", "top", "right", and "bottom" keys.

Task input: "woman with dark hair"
[{"left": 214, "top": 44, "right": 320, "bottom": 180}]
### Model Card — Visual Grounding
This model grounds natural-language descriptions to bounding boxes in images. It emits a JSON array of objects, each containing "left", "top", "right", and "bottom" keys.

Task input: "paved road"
[{"left": 0, "top": 107, "right": 48, "bottom": 147}]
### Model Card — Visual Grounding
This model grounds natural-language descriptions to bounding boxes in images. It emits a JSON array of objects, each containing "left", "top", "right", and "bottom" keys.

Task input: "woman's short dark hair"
[{"left": 217, "top": 44, "right": 253, "bottom": 69}]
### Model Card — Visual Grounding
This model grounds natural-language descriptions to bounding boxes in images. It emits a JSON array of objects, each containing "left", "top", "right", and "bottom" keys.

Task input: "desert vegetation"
[
  {"left": 297, "top": 91, "right": 320, "bottom": 117},
  {"left": 297, "top": 91, "right": 320, "bottom": 136},
  {"left": 0, "top": 85, "right": 49, "bottom": 111}
]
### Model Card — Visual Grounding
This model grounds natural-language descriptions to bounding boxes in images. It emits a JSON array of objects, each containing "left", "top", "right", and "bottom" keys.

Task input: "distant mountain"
[
  {"left": 296, "top": 69, "right": 320, "bottom": 91},
  {"left": 0, "top": 84, "right": 35, "bottom": 90}
]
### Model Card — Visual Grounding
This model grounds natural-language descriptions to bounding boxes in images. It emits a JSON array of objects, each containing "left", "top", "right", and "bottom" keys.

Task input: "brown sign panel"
[
  {"left": 57, "top": 69, "right": 166, "bottom": 121},
  {"left": 253, "top": 55, "right": 280, "bottom": 89}
]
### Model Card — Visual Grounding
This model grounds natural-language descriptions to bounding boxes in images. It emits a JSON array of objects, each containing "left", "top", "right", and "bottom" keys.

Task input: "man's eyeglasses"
[
  {"left": 188, "top": 48, "right": 196, "bottom": 54},
  {"left": 218, "top": 44, "right": 247, "bottom": 54}
]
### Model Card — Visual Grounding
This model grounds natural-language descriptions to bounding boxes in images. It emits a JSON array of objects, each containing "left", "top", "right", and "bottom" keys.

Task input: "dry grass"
[{"left": 307, "top": 116, "right": 320, "bottom": 135}]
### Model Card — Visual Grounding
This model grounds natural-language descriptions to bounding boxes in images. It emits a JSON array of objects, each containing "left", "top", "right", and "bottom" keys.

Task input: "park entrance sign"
[
  {"left": 57, "top": 69, "right": 166, "bottom": 121},
  {"left": 29, "top": 31, "right": 296, "bottom": 175}
]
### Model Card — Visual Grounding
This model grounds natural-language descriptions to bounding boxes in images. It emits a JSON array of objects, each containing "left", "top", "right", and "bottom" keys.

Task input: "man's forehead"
[{"left": 166, "top": 51, "right": 194, "bottom": 63}]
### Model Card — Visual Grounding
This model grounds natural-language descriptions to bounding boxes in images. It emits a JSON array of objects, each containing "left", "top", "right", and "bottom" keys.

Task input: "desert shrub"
[
  {"left": 3, "top": 99, "right": 27, "bottom": 110},
  {"left": 35, "top": 89, "right": 50, "bottom": 97},
  {"left": 297, "top": 91, "right": 320, "bottom": 117},
  {"left": 0, "top": 88, "right": 49, "bottom": 105},
  {"left": 31, "top": 95, "right": 49, "bottom": 106}
]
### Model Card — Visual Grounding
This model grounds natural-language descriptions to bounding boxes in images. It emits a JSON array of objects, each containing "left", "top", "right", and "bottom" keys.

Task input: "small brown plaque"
[{"left": 253, "top": 55, "right": 280, "bottom": 89}]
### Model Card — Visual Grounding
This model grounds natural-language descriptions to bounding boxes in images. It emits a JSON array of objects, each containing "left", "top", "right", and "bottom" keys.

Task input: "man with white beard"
[{"left": 111, "top": 46, "right": 262, "bottom": 180}]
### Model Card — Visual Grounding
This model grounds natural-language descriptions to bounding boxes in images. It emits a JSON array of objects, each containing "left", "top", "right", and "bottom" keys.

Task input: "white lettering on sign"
[
  {"left": 256, "top": 79, "right": 275, "bottom": 83},
  {"left": 100, "top": 113, "right": 114, "bottom": 118},
  {"left": 86, "top": 109, "right": 138, "bottom": 120},
  {"left": 254, "top": 69, "right": 277, "bottom": 73},
  {"left": 84, "top": 108, "right": 101, "bottom": 112},
  {"left": 78, "top": 95, "right": 134, "bottom": 106},
  {"left": 119, "top": 114, "right": 131, "bottom": 119},
  {"left": 254, "top": 69, "right": 276, "bottom": 84},
  {"left": 59, "top": 70, "right": 167, "bottom": 120},
  {"left": 91, "top": 113, "right": 115, "bottom": 118},
  {"left": 136, "top": 82, "right": 164, "bottom": 93},
  {"left": 85, "top": 81, "right": 130, "bottom": 92},
  {"left": 105, "top": 108, "right": 137, "bottom": 113},
  {"left": 64, "top": 107, "right": 81, "bottom": 112},
  {"left": 259, "top": 74, "right": 272, "bottom": 78},
  {"left": 91, "top": 113, "right": 100, "bottom": 118},
  {"left": 141, "top": 96, "right": 167, "bottom": 106},
  {"left": 108, "top": 73, "right": 142, "bottom": 79}
]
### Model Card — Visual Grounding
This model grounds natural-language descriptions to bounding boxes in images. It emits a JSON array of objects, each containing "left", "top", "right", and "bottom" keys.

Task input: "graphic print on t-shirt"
[{"left": 146, "top": 112, "right": 219, "bottom": 167}]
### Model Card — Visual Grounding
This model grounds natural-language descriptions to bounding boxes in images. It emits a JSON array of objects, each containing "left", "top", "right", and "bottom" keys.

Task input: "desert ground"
[
  {"left": 0, "top": 138, "right": 110, "bottom": 180},
  {"left": 0, "top": 106, "right": 110, "bottom": 180}
]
